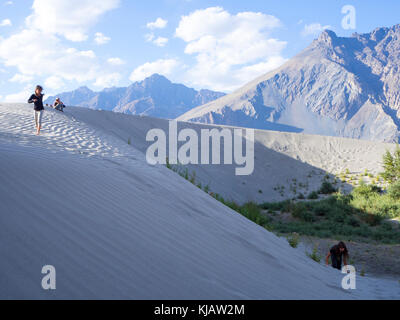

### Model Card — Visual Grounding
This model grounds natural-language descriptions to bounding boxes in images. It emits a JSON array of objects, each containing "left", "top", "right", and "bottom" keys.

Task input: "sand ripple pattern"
[{"left": 0, "top": 104, "right": 142, "bottom": 163}]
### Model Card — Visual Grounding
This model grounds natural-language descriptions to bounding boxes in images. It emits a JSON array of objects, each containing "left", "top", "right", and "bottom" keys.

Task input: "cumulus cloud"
[
  {"left": 10, "top": 73, "right": 34, "bottom": 83},
  {"left": 0, "top": 19, "right": 12, "bottom": 27},
  {"left": 26, "top": 0, "right": 120, "bottom": 42},
  {"left": 129, "top": 59, "right": 179, "bottom": 82},
  {"left": 145, "top": 33, "right": 168, "bottom": 47},
  {"left": 107, "top": 57, "right": 125, "bottom": 65},
  {"left": 94, "top": 32, "right": 111, "bottom": 45},
  {"left": 0, "top": 29, "right": 99, "bottom": 82},
  {"left": 93, "top": 72, "right": 121, "bottom": 87},
  {"left": 301, "top": 23, "right": 332, "bottom": 37},
  {"left": 44, "top": 76, "right": 64, "bottom": 89},
  {"left": 4, "top": 85, "right": 33, "bottom": 103},
  {"left": 153, "top": 37, "right": 168, "bottom": 47},
  {"left": 146, "top": 18, "right": 168, "bottom": 30},
  {"left": 175, "top": 7, "right": 286, "bottom": 92},
  {"left": 0, "top": 0, "right": 122, "bottom": 94}
]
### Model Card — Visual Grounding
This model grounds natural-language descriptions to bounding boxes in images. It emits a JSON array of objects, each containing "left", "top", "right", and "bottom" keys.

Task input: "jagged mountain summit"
[
  {"left": 45, "top": 74, "right": 225, "bottom": 119},
  {"left": 178, "top": 25, "right": 400, "bottom": 143}
]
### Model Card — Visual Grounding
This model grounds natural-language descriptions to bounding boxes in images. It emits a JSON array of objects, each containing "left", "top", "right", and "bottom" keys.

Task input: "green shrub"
[
  {"left": 312, "top": 202, "right": 331, "bottom": 216},
  {"left": 292, "top": 204, "right": 315, "bottom": 222},
  {"left": 382, "top": 145, "right": 400, "bottom": 183},
  {"left": 239, "top": 202, "right": 269, "bottom": 227},
  {"left": 287, "top": 233, "right": 300, "bottom": 248},
  {"left": 346, "top": 216, "right": 361, "bottom": 227},
  {"left": 352, "top": 184, "right": 382, "bottom": 199},
  {"left": 319, "top": 181, "right": 337, "bottom": 195},
  {"left": 308, "top": 245, "right": 321, "bottom": 263},
  {"left": 260, "top": 200, "right": 291, "bottom": 212},
  {"left": 308, "top": 191, "right": 319, "bottom": 200},
  {"left": 388, "top": 181, "right": 400, "bottom": 200},
  {"left": 189, "top": 171, "right": 196, "bottom": 184}
]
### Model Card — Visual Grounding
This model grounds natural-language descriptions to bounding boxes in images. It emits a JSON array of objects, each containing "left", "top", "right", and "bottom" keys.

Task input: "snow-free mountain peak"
[
  {"left": 179, "top": 24, "right": 400, "bottom": 143},
  {"left": 46, "top": 74, "right": 225, "bottom": 119}
]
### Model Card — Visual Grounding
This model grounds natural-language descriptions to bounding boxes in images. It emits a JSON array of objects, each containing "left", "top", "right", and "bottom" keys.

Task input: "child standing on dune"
[{"left": 28, "top": 85, "right": 45, "bottom": 135}]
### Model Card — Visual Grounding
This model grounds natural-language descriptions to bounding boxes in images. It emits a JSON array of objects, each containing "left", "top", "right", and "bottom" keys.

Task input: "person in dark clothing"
[
  {"left": 326, "top": 241, "right": 349, "bottom": 270},
  {"left": 53, "top": 98, "right": 65, "bottom": 112},
  {"left": 28, "top": 85, "right": 45, "bottom": 135}
]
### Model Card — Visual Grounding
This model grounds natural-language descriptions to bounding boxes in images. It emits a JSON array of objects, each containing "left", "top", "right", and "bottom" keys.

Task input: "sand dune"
[
  {"left": 70, "top": 106, "right": 396, "bottom": 204},
  {"left": 0, "top": 103, "right": 398, "bottom": 299}
]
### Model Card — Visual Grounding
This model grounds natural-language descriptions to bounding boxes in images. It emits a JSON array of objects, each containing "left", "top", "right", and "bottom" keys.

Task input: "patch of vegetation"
[
  {"left": 287, "top": 233, "right": 300, "bottom": 248},
  {"left": 261, "top": 188, "right": 400, "bottom": 244},
  {"left": 319, "top": 181, "right": 337, "bottom": 195},
  {"left": 307, "top": 191, "right": 319, "bottom": 200},
  {"left": 388, "top": 181, "right": 400, "bottom": 200},
  {"left": 164, "top": 163, "right": 272, "bottom": 231},
  {"left": 382, "top": 145, "right": 400, "bottom": 183},
  {"left": 164, "top": 149, "right": 400, "bottom": 245},
  {"left": 297, "top": 193, "right": 305, "bottom": 200},
  {"left": 307, "top": 245, "right": 321, "bottom": 263}
]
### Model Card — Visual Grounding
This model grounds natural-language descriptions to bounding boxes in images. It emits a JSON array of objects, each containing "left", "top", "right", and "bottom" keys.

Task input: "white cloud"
[
  {"left": 94, "top": 72, "right": 121, "bottom": 87},
  {"left": 129, "top": 59, "right": 179, "bottom": 82},
  {"left": 145, "top": 33, "right": 169, "bottom": 47},
  {"left": 0, "top": 1, "right": 120, "bottom": 92},
  {"left": 153, "top": 37, "right": 168, "bottom": 47},
  {"left": 145, "top": 33, "right": 155, "bottom": 42},
  {"left": 0, "top": 28, "right": 121, "bottom": 93},
  {"left": 80, "top": 50, "right": 96, "bottom": 58},
  {"left": 175, "top": 7, "right": 287, "bottom": 92},
  {"left": 44, "top": 76, "right": 64, "bottom": 89},
  {"left": 107, "top": 57, "right": 125, "bottom": 65},
  {"left": 0, "top": 19, "right": 12, "bottom": 27},
  {"left": 94, "top": 32, "right": 111, "bottom": 45},
  {"left": 146, "top": 18, "right": 168, "bottom": 30},
  {"left": 4, "top": 85, "right": 32, "bottom": 103},
  {"left": 4, "top": 1, "right": 13, "bottom": 5},
  {"left": 0, "top": 29, "right": 98, "bottom": 81},
  {"left": 237, "top": 56, "right": 287, "bottom": 82},
  {"left": 10, "top": 73, "right": 34, "bottom": 83},
  {"left": 26, "top": 0, "right": 120, "bottom": 42},
  {"left": 301, "top": 23, "right": 332, "bottom": 37}
]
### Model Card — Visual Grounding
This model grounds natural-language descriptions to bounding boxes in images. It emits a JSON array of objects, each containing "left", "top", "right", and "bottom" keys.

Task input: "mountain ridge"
[
  {"left": 178, "top": 24, "right": 400, "bottom": 143},
  {"left": 45, "top": 74, "right": 225, "bottom": 119}
]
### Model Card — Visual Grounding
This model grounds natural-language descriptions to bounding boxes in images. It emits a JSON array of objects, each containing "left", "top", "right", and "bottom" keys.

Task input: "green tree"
[{"left": 382, "top": 145, "right": 400, "bottom": 183}]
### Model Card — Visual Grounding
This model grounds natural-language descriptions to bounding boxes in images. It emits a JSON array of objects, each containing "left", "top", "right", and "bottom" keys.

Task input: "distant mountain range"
[
  {"left": 179, "top": 24, "right": 400, "bottom": 143},
  {"left": 45, "top": 74, "right": 225, "bottom": 119}
]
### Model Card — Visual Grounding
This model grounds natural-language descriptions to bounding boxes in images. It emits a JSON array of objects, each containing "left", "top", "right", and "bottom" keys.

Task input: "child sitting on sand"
[{"left": 53, "top": 98, "right": 65, "bottom": 112}]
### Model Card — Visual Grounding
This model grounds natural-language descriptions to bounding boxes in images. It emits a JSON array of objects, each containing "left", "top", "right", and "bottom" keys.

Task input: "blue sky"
[{"left": 0, "top": 0, "right": 399, "bottom": 101}]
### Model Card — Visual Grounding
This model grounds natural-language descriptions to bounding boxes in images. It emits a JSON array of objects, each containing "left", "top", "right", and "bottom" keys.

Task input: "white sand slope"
[
  {"left": 0, "top": 103, "right": 399, "bottom": 299},
  {"left": 69, "top": 106, "right": 396, "bottom": 204}
]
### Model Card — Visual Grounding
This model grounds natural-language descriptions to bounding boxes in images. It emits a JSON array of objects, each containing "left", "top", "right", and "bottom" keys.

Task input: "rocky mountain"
[
  {"left": 178, "top": 25, "right": 400, "bottom": 143},
  {"left": 45, "top": 74, "right": 225, "bottom": 119}
]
